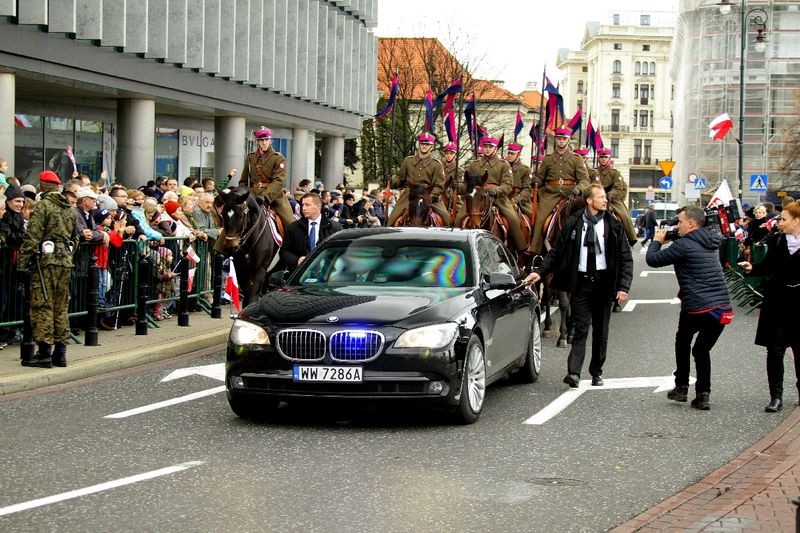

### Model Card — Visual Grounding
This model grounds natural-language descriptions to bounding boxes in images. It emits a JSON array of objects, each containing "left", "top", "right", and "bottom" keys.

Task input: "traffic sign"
[
  {"left": 694, "top": 177, "right": 707, "bottom": 190},
  {"left": 688, "top": 173, "right": 697, "bottom": 183},
  {"left": 750, "top": 174, "right": 768, "bottom": 192},
  {"left": 659, "top": 176, "right": 673, "bottom": 190},
  {"left": 658, "top": 160, "right": 675, "bottom": 176}
]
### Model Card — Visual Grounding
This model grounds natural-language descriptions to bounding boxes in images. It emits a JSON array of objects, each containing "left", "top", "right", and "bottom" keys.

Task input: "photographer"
[{"left": 646, "top": 206, "right": 732, "bottom": 410}]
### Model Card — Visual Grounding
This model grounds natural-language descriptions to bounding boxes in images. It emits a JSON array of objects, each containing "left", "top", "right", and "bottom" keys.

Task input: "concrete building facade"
[{"left": 0, "top": 0, "right": 377, "bottom": 191}]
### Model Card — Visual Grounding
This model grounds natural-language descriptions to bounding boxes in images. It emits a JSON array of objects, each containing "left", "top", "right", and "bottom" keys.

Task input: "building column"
[
  {"left": 321, "top": 136, "right": 344, "bottom": 190},
  {"left": 291, "top": 127, "right": 310, "bottom": 189},
  {"left": 116, "top": 98, "right": 155, "bottom": 187},
  {"left": 0, "top": 73, "right": 15, "bottom": 175},
  {"left": 214, "top": 116, "right": 245, "bottom": 186}
]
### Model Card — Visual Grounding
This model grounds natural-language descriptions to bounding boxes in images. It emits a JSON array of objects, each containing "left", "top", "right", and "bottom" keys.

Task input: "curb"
[{"left": 0, "top": 329, "right": 229, "bottom": 396}]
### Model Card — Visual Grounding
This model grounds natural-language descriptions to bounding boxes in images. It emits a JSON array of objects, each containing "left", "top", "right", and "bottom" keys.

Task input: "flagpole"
[
  {"left": 473, "top": 90, "right": 479, "bottom": 158},
  {"left": 456, "top": 75, "right": 463, "bottom": 160},
  {"left": 577, "top": 103, "right": 583, "bottom": 148},
  {"left": 387, "top": 67, "right": 399, "bottom": 184}
]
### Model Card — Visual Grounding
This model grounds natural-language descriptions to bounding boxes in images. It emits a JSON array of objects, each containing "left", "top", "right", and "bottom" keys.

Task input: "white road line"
[
  {"left": 523, "top": 388, "right": 587, "bottom": 425},
  {"left": 104, "top": 386, "right": 225, "bottom": 419},
  {"left": 639, "top": 271, "right": 675, "bottom": 277},
  {"left": 0, "top": 461, "right": 204, "bottom": 517},
  {"left": 622, "top": 297, "right": 681, "bottom": 312}
]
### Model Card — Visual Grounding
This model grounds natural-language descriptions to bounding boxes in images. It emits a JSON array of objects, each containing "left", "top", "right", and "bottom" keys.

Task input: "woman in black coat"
[{"left": 739, "top": 201, "right": 800, "bottom": 412}]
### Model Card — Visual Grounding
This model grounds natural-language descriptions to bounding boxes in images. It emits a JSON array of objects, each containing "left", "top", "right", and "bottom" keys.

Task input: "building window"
[
  {"left": 156, "top": 128, "right": 179, "bottom": 178},
  {"left": 612, "top": 109, "right": 620, "bottom": 128},
  {"left": 644, "top": 139, "right": 652, "bottom": 159},
  {"left": 634, "top": 139, "right": 642, "bottom": 158},
  {"left": 635, "top": 62, "right": 641, "bottom": 75},
  {"left": 45, "top": 117, "right": 75, "bottom": 183},
  {"left": 641, "top": 15, "right": 650, "bottom": 26},
  {"left": 641, "top": 85, "right": 650, "bottom": 100},
  {"left": 642, "top": 44, "right": 651, "bottom": 51},
  {"left": 611, "top": 139, "right": 619, "bottom": 158},
  {"left": 650, "top": 62, "right": 656, "bottom": 76},
  {"left": 613, "top": 60, "right": 622, "bottom": 74},
  {"left": 634, "top": 84, "right": 639, "bottom": 98},
  {"left": 642, "top": 62, "right": 649, "bottom": 76},
  {"left": 577, "top": 99, "right": 583, "bottom": 108},
  {"left": 670, "top": 112, "right": 674, "bottom": 128},
  {"left": 614, "top": 43, "right": 622, "bottom": 50},
  {"left": 612, "top": 83, "right": 621, "bottom": 98},
  {"left": 640, "top": 112, "right": 648, "bottom": 127},
  {"left": 577, "top": 80, "right": 584, "bottom": 93},
  {"left": 613, "top": 13, "right": 620, "bottom": 25},
  {"left": 650, "top": 111, "right": 655, "bottom": 127},
  {"left": 633, "top": 110, "right": 638, "bottom": 127},
  {"left": 582, "top": 66, "right": 588, "bottom": 72}
]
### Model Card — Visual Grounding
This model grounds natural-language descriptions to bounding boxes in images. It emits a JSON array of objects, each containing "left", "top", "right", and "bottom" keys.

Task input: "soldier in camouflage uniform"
[
  {"left": 506, "top": 143, "right": 533, "bottom": 219},
  {"left": 594, "top": 148, "right": 638, "bottom": 246},
  {"left": 17, "top": 171, "right": 78, "bottom": 368},
  {"left": 463, "top": 137, "right": 526, "bottom": 251},
  {"left": 529, "top": 128, "right": 590, "bottom": 254},
  {"left": 441, "top": 142, "right": 465, "bottom": 227},
  {"left": 387, "top": 133, "right": 450, "bottom": 227}
]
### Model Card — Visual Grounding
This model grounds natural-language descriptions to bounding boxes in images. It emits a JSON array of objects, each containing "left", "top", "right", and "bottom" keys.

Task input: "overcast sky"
[{"left": 375, "top": 0, "right": 678, "bottom": 94}]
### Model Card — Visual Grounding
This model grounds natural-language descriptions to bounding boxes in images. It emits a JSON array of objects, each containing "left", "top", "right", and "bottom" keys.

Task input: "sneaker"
[
  {"left": 667, "top": 385, "right": 689, "bottom": 402},
  {"left": 691, "top": 392, "right": 710, "bottom": 410}
]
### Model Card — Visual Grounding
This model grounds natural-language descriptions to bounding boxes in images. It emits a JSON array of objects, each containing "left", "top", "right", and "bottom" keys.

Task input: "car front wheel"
[{"left": 454, "top": 335, "right": 486, "bottom": 424}]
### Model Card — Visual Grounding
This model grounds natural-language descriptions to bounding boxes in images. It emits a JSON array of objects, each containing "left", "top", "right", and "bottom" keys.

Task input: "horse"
[
  {"left": 217, "top": 187, "right": 280, "bottom": 307},
  {"left": 393, "top": 183, "right": 444, "bottom": 227},
  {"left": 460, "top": 170, "right": 508, "bottom": 242}
]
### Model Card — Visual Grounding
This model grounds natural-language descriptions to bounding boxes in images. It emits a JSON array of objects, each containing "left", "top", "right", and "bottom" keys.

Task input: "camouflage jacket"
[{"left": 18, "top": 191, "right": 77, "bottom": 271}]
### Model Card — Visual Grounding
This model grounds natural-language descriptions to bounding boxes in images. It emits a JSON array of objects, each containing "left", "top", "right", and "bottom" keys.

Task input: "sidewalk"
[
  {"left": 613, "top": 405, "right": 800, "bottom": 532},
  {"left": 0, "top": 311, "right": 231, "bottom": 396}
]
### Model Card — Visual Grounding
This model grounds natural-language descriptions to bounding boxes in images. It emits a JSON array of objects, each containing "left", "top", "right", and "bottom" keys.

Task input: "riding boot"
[
  {"left": 52, "top": 342, "right": 68, "bottom": 367},
  {"left": 22, "top": 341, "right": 52, "bottom": 368}
]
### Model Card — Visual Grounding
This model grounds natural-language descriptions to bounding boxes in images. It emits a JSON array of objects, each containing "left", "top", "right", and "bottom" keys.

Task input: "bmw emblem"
[{"left": 327, "top": 316, "right": 339, "bottom": 323}]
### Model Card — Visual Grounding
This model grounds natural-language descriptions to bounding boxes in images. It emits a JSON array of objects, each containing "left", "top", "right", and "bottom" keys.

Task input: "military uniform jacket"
[
  {"left": 18, "top": 191, "right": 77, "bottom": 271},
  {"left": 443, "top": 161, "right": 462, "bottom": 189},
  {"left": 594, "top": 165, "right": 627, "bottom": 202},
  {"left": 463, "top": 155, "right": 513, "bottom": 196},
  {"left": 510, "top": 161, "right": 532, "bottom": 204},
  {"left": 239, "top": 147, "right": 288, "bottom": 203},
  {"left": 537, "top": 150, "right": 590, "bottom": 189},
  {"left": 390, "top": 154, "right": 445, "bottom": 199}
]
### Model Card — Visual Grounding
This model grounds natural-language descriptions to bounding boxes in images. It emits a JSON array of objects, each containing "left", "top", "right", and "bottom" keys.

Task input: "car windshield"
[{"left": 295, "top": 243, "right": 472, "bottom": 288}]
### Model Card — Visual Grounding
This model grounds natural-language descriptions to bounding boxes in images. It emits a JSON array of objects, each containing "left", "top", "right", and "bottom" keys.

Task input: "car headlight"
[
  {"left": 394, "top": 323, "right": 458, "bottom": 350},
  {"left": 230, "top": 320, "right": 271, "bottom": 345}
]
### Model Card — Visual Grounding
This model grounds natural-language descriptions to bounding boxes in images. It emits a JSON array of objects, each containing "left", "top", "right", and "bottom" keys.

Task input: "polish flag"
[
  {"left": 185, "top": 245, "right": 201, "bottom": 264},
  {"left": 709, "top": 113, "right": 734, "bottom": 141},
  {"left": 14, "top": 114, "right": 32, "bottom": 128},
  {"left": 707, "top": 179, "right": 734, "bottom": 208},
  {"left": 224, "top": 261, "right": 241, "bottom": 311}
]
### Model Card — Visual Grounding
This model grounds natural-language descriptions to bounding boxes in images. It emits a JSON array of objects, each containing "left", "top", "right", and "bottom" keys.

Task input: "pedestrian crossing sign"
[
  {"left": 750, "top": 174, "right": 768, "bottom": 192},
  {"left": 694, "top": 177, "right": 707, "bottom": 190}
]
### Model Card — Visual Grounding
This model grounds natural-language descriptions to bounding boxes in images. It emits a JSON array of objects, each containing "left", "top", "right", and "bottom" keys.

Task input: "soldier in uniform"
[
  {"left": 506, "top": 143, "right": 533, "bottom": 218},
  {"left": 575, "top": 148, "right": 597, "bottom": 181},
  {"left": 463, "top": 136, "right": 526, "bottom": 251},
  {"left": 529, "top": 128, "right": 590, "bottom": 254},
  {"left": 237, "top": 126, "right": 294, "bottom": 230},
  {"left": 594, "top": 148, "right": 638, "bottom": 247},
  {"left": 387, "top": 133, "right": 450, "bottom": 227},
  {"left": 17, "top": 171, "right": 79, "bottom": 368},
  {"left": 442, "top": 142, "right": 465, "bottom": 227}
]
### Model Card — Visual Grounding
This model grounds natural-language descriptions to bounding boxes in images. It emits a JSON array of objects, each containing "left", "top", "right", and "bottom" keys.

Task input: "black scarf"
[{"left": 582, "top": 209, "right": 603, "bottom": 256}]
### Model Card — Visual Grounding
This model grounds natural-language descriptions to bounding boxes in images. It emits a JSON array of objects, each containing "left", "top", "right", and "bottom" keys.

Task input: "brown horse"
[
  {"left": 393, "top": 183, "right": 444, "bottom": 227},
  {"left": 460, "top": 170, "right": 508, "bottom": 241}
]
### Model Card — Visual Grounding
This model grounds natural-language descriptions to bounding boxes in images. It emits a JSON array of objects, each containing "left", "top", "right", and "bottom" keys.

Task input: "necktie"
[{"left": 308, "top": 221, "right": 317, "bottom": 250}]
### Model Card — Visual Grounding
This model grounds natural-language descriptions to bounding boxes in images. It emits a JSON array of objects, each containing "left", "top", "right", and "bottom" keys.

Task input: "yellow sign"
[
  {"left": 777, "top": 191, "right": 786, "bottom": 197},
  {"left": 658, "top": 160, "right": 675, "bottom": 176}
]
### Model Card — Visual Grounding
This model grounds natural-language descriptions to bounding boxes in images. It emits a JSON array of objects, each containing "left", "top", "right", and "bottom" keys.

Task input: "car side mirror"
[
  {"left": 487, "top": 272, "right": 516, "bottom": 290},
  {"left": 268, "top": 269, "right": 289, "bottom": 288}
]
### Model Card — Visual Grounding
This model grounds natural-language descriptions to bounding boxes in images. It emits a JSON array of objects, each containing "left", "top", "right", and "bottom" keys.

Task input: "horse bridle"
[{"left": 226, "top": 201, "right": 269, "bottom": 253}]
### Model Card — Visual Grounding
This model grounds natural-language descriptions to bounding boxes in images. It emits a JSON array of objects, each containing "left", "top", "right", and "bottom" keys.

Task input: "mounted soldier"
[
  {"left": 575, "top": 148, "right": 597, "bottom": 181},
  {"left": 442, "top": 142, "right": 465, "bottom": 227},
  {"left": 387, "top": 133, "right": 450, "bottom": 227},
  {"left": 506, "top": 142, "right": 533, "bottom": 219},
  {"left": 593, "top": 148, "right": 638, "bottom": 247}
]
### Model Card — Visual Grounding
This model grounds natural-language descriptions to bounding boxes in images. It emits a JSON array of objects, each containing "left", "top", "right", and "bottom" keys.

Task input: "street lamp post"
[{"left": 717, "top": 0, "right": 768, "bottom": 203}]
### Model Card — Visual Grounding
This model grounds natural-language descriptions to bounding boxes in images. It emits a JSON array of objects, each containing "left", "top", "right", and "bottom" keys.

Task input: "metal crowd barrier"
[{"left": 0, "top": 236, "right": 224, "bottom": 342}]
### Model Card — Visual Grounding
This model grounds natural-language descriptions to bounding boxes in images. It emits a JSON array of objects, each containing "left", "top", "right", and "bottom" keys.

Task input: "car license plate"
[{"left": 293, "top": 365, "right": 363, "bottom": 383}]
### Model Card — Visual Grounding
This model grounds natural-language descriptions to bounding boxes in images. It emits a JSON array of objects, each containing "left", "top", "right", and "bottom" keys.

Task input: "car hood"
[{"left": 240, "top": 285, "right": 474, "bottom": 328}]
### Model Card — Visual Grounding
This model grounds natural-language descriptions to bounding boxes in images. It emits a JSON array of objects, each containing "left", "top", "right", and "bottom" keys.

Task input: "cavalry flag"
[
  {"left": 513, "top": 110, "right": 524, "bottom": 141},
  {"left": 224, "top": 260, "right": 241, "bottom": 311},
  {"left": 709, "top": 113, "right": 734, "bottom": 141},
  {"left": 14, "top": 114, "right": 32, "bottom": 128},
  {"left": 529, "top": 118, "right": 545, "bottom": 153},
  {"left": 374, "top": 74, "right": 399, "bottom": 121},
  {"left": 567, "top": 107, "right": 583, "bottom": 136},
  {"left": 464, "top": 93, "right": 476, "bottom": 142},
  {"left": 423, "top": 90, "right": 435, "bottom": 133},
  {"left": 434, "top": 77, "right": 462, "bottom": 108},
  {"left": 586, "top": 116, "right": 596, "bottom": 152},
  {"left": 707, "top": 179, "right": 734, "bottom": 209},
  {"left": 498, "top": 133, "right": 505, "bottom": 150},
  {"left": 543, "top": 77, "right": 564, "bottom": 130},
  {"left": 593, "top": 128, "right": 604, "bottom": 150},
  {"left": 444, "top": 108, "right": 456, "bottom": 142}
]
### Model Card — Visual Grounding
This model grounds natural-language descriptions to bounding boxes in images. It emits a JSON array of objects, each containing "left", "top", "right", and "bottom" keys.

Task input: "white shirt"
[{"left": 578, "top": 217, "right": 607, "bottom": 272}]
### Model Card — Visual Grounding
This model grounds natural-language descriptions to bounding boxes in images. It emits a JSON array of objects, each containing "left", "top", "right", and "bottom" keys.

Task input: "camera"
[{"left": 659, "top": 199, "right": 743, "bottom": 241}]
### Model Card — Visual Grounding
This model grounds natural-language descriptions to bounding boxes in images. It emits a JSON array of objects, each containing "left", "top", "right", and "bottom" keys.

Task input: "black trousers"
[
  {"left": 567, "top": 273, "right": 613, "bottom": 378},
  {"left": 766, "top": 340, "right": 800, "bottom": 399},
  {"left": 674, "top": 311, "right": 725, "bottom": 393}
]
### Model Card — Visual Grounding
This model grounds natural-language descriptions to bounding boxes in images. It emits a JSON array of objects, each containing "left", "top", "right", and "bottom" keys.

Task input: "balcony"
[
  {"left": 640, "top": 97, "right": 649, "bottom": 105},
  {"left": 629, "top": 157, "right": 653, "bottom": 165},
  {"left": 605, "top": 125, "right": 629, "bottom": 132}
]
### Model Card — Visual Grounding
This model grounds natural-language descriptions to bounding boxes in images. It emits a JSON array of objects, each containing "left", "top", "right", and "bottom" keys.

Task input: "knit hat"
[
  {"left": 92, "top": 209, "right": 111, "bottom": 225},
  {"left": 163, "top": 200, "right": 180, "bottom": 216},
  {"left": 4, "top": 183, "right": 23, "bottom": 200},
  {"left": 20, "top": 184, "right": 37, "bottom": 200},
  {"left": 96, "top": 194, "right": 117, "bottom": 212}
]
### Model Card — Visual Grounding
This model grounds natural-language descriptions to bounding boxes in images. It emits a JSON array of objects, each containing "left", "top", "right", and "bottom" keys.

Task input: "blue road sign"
[
  {"left": 750, "top": 174, "right": 768, "bottom": 192},
  {"left": 659, "top": 176, "right": 673, "bottom": 190},
  {"left": 694, "top": 177, "right": 708, "bottom": 190}
]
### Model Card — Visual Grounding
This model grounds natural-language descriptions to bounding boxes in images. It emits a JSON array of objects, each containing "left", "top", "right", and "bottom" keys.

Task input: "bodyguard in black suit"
[
  {"left": 525, "top": 183, "right": 634, "bottom": 388},
  {"left": 279, "top": 192, "right": 343, "bottom": 269}
]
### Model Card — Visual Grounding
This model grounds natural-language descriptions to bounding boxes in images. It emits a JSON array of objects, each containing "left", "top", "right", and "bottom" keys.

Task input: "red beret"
[
  {"left": 507, "top": 143, "right": 523, "bottom": 153},
  {"left": 254, "top": 127, "right": 272, "bottom": 139},
  {"left": 554, "top": 128, "right": 572, "bottom": 137},
  {"left": 443, "top": 142, "right": 457, "bottom": 152},
  {"left": 163, "top": 200, "right": 181, "bottom": 215},
  {"left": 39, "top": 170, "right": 61, "bottom": 184},
  {"left": 574, "top": 148, "right": 590, "bottom": 156},
  {"left": 480, "top": 137, "right": 499, "bottom": 147},
  {"left": 597, "top": 149, "right": 613, "bottom": 156},
  {"left": 417, "top": 133, "right": 435, "bottom": 144}
]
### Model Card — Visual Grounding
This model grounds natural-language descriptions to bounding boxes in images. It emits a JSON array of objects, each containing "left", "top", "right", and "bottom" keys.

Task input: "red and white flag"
[
  {"left": 66, "top": 145, "right": 77, "bottom": 173},
  {"left": 14, "top": 114, "right": 31, "bottom": 128},
  {"left": 707, "top": 179, "right": 734, "bottom": 208},
  {"left": 185, "top": 245, "right": 201, "bottom": 264},
  {"left": 224, "top": 261, "right": 241, "bottom": 311},
  {"left": 709, "top": 113, "right": 734, "bottom": 141}
]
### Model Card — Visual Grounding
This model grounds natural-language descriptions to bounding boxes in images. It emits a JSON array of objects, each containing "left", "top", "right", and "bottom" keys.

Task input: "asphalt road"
[{"left": 0, "top": 246, "right": 792, "bottom": 532}]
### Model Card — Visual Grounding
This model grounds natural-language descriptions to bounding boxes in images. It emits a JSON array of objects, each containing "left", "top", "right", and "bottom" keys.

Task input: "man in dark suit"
[
  {"left": 279, "top": 193, "right": 343, "bottom": 269},
  {"left": 524, "top": 182, "right": 634, "bottom": 388}
]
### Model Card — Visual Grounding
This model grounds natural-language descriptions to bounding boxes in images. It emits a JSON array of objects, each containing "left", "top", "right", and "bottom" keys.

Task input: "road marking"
[
  {"left": 161, "top": 363, "right": 225, "bottom": 382},
  {"left": 0, "top": 461, "right": 204, "bottom": 517},
  {"left": 622, "top": 297, "right": 681, "bottom": 312},
  {"left": 639, "top": 271, "right": 675, "bottom": 277},
  {"left": 524, "top": 376, "right": 697, "bottom": 425},
  {"left": 105, "top": 386, "right": 225, "bottom": 419}
]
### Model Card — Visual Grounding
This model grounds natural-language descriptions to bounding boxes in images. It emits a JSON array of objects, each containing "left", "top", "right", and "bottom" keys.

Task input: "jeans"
[{"left": 674, "top": 311, "right": 725, "bottom": 393}]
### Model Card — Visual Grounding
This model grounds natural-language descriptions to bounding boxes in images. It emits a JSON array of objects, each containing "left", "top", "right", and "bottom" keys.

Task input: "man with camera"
[{"left": 646, "top": 206, "right": 732, "bottom": 410}]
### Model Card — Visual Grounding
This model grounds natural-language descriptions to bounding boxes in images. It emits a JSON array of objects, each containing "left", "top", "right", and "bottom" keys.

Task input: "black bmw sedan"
[{"left": 225, "top": 227, "right": 542, "bottom": 424}]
